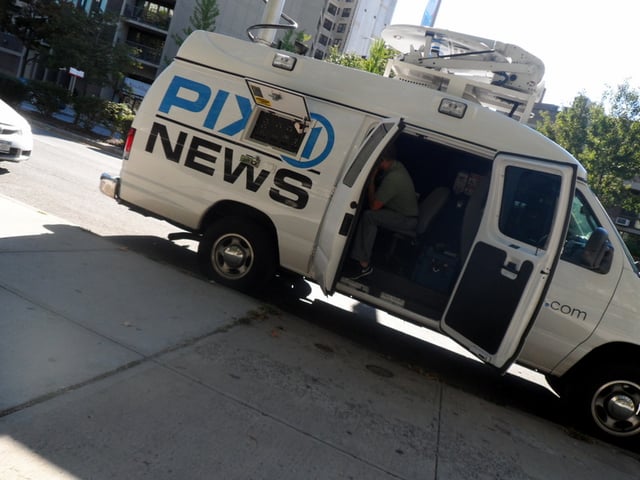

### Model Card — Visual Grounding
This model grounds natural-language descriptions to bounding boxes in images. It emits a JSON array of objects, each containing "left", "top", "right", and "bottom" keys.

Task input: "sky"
[{"left": 390, "top": 0, "right": 639, "bottom": 107}]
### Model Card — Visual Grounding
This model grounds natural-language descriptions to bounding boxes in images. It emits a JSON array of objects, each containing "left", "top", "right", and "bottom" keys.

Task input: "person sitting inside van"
[{"left": 349, "top": 145, "right": 418, "bottom": 280}]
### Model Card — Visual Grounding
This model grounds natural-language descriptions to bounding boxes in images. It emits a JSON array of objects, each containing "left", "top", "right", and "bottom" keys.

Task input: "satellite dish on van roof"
[{"left": 381, "top": 25, "right": 546, "bottom": 122}]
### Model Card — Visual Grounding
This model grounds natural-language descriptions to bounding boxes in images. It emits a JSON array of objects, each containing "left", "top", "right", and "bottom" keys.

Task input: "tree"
[
  {"left": 1, "top": 0, "right": 137, "bottom": 91},
  {"left": 0, "top": 0, "right": 60, "bottom": 77},
  {"left": 277, "top": 29, "right": 311, "bottom": 54},
  {"left": 43, "top": 4, "right": 137, "bottom": 93},
  {"left": 172, "top": 0, "right": 219, "bottom": 47},
  {"left": 326, "top": 46, "right": 365, "bottom": 70},
  {"left": 361, "top": 38, "right": 396, "bottom": 75},
  {"left": 536, "top": 82, "right": 640, "bottom": 213},
  {"left": 325, "top": 38, "right": 397, "bottom": 76}
]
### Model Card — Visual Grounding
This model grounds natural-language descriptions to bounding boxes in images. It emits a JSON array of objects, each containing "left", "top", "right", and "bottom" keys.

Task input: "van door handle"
[
  {"left": 501, "top": 261, "right": 519, "bottom": 279},
  {"left": 503, "top": 261, "right": 519, "bottom": 273}
]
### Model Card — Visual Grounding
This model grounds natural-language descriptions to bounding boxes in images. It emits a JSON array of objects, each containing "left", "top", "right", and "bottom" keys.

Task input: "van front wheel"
[
  {"left": 572, "top": 366, "right": 640, "bottom": 439},
  {"left": 198, "top": 217, "right": 276, "bottom": 292}
]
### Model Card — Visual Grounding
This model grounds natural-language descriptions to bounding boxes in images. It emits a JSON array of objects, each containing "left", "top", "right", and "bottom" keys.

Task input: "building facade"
[
  {"left": 1, "top": 0, "right": 400, "bottom": 98},
  {"left": 309, "top": 0, "right": 396, "bottom": 59}
]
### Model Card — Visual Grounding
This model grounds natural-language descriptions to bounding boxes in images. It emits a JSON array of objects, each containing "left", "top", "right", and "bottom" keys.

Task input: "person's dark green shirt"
[{"left": 375, "top": 161, "right": 418, "bottom": 217}]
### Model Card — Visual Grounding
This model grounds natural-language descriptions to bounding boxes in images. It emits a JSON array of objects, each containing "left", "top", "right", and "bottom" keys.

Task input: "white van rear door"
[
  {"left": 312, "top": 119, "right": 403, "bottom": 293},
  {"left": 441, "top": 154, "right": 577, "bottom": 370}
]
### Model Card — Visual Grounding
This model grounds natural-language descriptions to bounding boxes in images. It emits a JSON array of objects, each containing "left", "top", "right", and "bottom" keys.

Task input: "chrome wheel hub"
[
  {"left": 592, "top": 380, "right": 640, "bottom": 437},
  {"left": 212, "top": 234, "right": 253, "bottom": 279}
]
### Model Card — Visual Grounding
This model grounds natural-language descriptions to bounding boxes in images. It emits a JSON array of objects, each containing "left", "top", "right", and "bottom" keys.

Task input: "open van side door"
[
  {"left": 441, "top": 154, "right": 577, "bottom": 370},
  {"left": 312, "top": 119, "right": 403, "bottom": 293}
]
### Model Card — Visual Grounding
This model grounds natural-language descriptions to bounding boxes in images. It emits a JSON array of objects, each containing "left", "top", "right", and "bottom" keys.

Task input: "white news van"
[{"left": 100, "top": 30, "right": 640, "bottom": 441}]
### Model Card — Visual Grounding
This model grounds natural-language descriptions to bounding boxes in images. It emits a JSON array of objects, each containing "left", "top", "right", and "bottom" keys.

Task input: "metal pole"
[{"left": 256, "top": 0, "right": 285, "bottom": 46}]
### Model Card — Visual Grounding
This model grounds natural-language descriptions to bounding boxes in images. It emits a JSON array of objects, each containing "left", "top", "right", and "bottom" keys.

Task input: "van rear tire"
[{"left": 198, "top": 217, "right": 276, "bottom": 292}]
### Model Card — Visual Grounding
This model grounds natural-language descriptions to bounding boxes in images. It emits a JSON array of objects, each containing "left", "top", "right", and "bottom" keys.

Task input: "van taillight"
[{"left": 123, "top": 128, "right": 136, "bottom": 160}]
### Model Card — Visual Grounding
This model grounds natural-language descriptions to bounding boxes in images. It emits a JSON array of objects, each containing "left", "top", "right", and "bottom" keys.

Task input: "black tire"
[
  {"left": 198, "top": 217, "right": 276, "bottom": 292},
  {"left": 570, "top": 365, "right": 640, "bottom": 439}
]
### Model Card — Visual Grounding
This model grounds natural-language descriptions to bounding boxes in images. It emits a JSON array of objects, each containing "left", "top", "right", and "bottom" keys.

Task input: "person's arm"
[{"left": 367, "top": 166, "right": 385, "bottom": 210}]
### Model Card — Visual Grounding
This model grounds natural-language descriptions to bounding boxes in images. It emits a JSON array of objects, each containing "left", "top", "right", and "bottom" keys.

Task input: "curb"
[{"left": 25, "top": 112, "right": 124, "bottom": 158}]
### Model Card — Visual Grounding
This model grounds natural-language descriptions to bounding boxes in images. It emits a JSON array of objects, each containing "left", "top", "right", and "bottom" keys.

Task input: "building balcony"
[
  {"left": 0, "top": 32, "right": 24, "bottom": 54},
  {"left": 122, "top": 5, "right": 173, "bottom": 33},
  {"left": 126, "top": 40, "right": 163, "bottom": 66}
]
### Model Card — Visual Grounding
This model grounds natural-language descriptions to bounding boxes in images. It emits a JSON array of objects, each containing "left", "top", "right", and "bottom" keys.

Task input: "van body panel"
[
  {"left": 549, "top": 263, "right": 640, "bottom": 377},
  {"left": 599, "top": 266, "right": 640, "bottom": 342},
  {"left": 519, "top": 184, "right": 624, "bottom": 372}
]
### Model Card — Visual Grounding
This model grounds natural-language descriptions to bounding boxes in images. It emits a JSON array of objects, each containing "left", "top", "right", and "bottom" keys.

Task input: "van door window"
[
  {"left": 562, "top": 191, "right": 605, "bottom": 267},
  {"left": 498, "top": 166, "right": 561, "bottom": 249},
  {"left": 343, "top": 122, "right": 399, "bottom": 187}
]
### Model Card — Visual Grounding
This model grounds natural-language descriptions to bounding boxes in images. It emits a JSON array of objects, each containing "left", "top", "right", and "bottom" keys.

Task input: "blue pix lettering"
[{"left": 158, "top": 76, "right": 252, "bottom": 136}]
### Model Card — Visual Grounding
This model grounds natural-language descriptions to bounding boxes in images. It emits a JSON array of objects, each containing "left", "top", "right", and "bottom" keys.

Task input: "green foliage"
[
  {"left": 605, "top": 82, "right": 640, "bottom": 120},
  {"left": 361, "top": 38, "right": 396, "bottom": 74},
  {"left": 0, "top": 73, "right": 30, "bottom": 106},
  {"left": 326, "top": 46, "right": 365, "bottom": 69},
  {"left": 278, "top": 29, "right": 311, "bottom": 53},
  {"left": 0, "top": 0, "right": 10, "bottom": 24},
  {"left": 72, "top": 95, "right": 107, "bottom": 130},
  {"left": 3, "top": 1, "right": 137, "bottom": 91},
  {"left": 1, "top": 0, "right": 56, "bottom": 75},
  {"left": 44, "top": 5, "right": 137, "bottom": 91},
  {"left": 172, "top": 0, "right": 219, "bottom": 46},
  {"left": 325, "top": 38, "right": 397, "bottom": 75},
  {"left": 102, "top": 101, "right": 135, "bottom": 139},
  {"left": 29, "top": 79, "right": 69, "bottom": 117},
  {"left": 536, "top": 82, "right": 640, "bottom": 215}
]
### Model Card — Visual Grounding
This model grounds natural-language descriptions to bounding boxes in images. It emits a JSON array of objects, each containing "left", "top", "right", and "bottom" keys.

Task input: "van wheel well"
[
  {"left": 198, "top": 200, "right": 279, "bottom": 266},
  {"left": 200, "top": 200, "right": 276, "bottom": 240},
  {"left": 548, "top": 342, "right": 640, "bottom": 399},
  {"left": 561, "top": 342, "right": 640, "bottom": 385}
]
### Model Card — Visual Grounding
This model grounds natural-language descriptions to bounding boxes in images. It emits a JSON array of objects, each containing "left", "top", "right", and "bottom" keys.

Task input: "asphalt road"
[{"left": 0, "top": 122, "right": 175, "bottom": 238}]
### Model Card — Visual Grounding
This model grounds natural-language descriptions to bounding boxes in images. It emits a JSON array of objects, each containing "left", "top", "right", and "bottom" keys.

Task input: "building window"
[
  {"left": 319, "top": 34, "right": 328, "bottom": 46},
  {"left": 327, "top": 3, "right": 338, "bottom": 15},
  {"left": 337, "top": 23, "right": 346, "bottom": 33},
  {"left": 314, "top": 49, "right": 325, "bottom": 59},
  {"left": 342, "top": 7, "right": 351, "bottom": 17},
  {"left": 323, "top": 18, "right": 333, "bottom": 30}
]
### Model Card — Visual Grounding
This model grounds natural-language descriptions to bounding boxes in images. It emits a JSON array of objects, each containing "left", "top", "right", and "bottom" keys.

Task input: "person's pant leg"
[{"left": 351, "top": 209, "right": 417, "bottom": 264}]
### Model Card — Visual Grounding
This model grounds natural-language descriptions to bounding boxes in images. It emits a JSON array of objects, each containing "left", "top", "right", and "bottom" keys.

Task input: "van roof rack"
[{"left": 381, "top": 25, "right": 546, "bottom": 123}]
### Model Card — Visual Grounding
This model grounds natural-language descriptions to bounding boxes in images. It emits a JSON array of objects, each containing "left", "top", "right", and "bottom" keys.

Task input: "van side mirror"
[{"left": 581, "top": 227, "right": 613, "bottom": 274}]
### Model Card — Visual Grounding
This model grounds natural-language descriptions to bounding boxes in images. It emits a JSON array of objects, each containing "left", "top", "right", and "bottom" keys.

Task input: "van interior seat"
[
  {"left": 460, "top": 176, "right": 489, "bottom": 264},
  {"left": 385, "top": 186, "right": 451, "bottom": 260}
]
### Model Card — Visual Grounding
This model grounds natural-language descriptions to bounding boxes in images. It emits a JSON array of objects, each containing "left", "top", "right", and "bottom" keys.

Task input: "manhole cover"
[{"left": 366, "top": 364, "right": 394, "bottom": 378}]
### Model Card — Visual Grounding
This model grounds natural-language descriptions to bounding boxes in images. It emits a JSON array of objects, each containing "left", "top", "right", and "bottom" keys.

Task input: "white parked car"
[{"left": 0, "top": 98, "right": 33, "bottom": 162}]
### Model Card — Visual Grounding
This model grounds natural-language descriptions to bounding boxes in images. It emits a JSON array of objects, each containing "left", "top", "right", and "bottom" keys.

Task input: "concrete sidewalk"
[{"left": 0, "top": 193, "right": 638, "bottom": 479}]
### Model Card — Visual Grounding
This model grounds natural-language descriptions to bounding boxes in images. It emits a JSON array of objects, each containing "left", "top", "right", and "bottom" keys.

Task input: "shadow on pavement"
[
  {"left": 101, "top": 230, "right": 639, "bottom": 452},
  {"left": 0, "top": 225, "right": 636, "bottom": 478},
  {"left": 4, "top": 224, "right": 636, "bottom": 455},
  {"left": 101, "top": 231, "right": 588, "bottom": 446}
]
